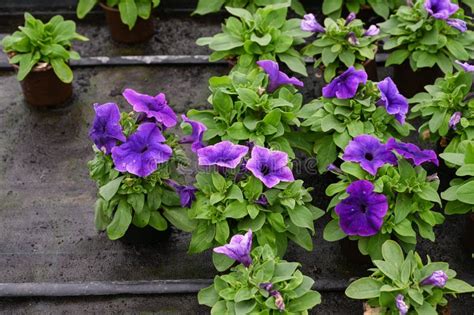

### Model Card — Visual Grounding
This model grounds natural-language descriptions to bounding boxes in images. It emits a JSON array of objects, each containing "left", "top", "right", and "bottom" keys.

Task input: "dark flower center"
[
  {"left": 364, "top": 152, "right": 374, "bottom": 161},
  {"left": 140, "top": 146, "right": 148, "bottom": 153},
  {"left": 261, "top": 164, "right": 271, "bottom": 176},
  {"left": 360, "top": 204, "right": 368, "bottom": 213}
]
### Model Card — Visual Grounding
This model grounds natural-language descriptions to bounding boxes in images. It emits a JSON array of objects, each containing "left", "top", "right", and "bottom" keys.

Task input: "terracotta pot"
[
  {"left": 462, "top": 213, "right": 474, "bottom": 254},
  {"left": 340, "top": 238, "right": 372, "bottom": 265},
  {"left": 392, "top": 61, "right": 443, "bottom": 98},
  {"left": 437, "top": 304, "right": 451, "bottom": 315},
  {"left": 100, "top": 3, "right": 155, "bottom": 44},
  {"left": 13, "top": 62, "right": 72, "bottom": 107},
  {"left": 120, "top": 224, "right": 171, "bottom": 245},
  {"left": 363, "top": 302, "right": 382, "bottom": 315}
]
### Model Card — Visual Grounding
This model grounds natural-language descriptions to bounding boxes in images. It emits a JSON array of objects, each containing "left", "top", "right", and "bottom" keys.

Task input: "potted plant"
[
  {"left": 346, "top": 240, "right": 474, "bottom": 314},
  {"left": 88, "top": 88, "right": 195, "bottom": 240},
  {"left": 297, "top": 67, "right": 413, "bottom": 173},
  {"left": 410, "top": 64, "right": 473, "bottom": 154},
  {"left": 323, "top": 135, "right": 444, "bottom": 260},
  {"left": 379, "top": 0, "right": 474, "bottom": 97},
  {"left": 196, "top": 2, "right": 310, "bottom": 75},
  {"left": 301, "top": 13, "right": 381, "bottom": 82},
  {"left": 440, "top": 140, "right": 474, "bottom": 253},
  {"left": 76, "top": 0, "right": 160, "bottom": 43},
  {"left": 185, "top": 140, "right": 324, "bottom": 258},
  {"left": 198, "top": 230, "right": 322, "bottom": 313},
  {"left": 187, "top": 60, "right": 308, "bottom": 159},
  {"left": 193, "top": 0, "right": 305, "bottom": 16},
  {"left": 322, "top": 0, "right": 405, "bottom": 20},
  {"left": 1, "top": 13, "right": 88, "bottom": 107}
]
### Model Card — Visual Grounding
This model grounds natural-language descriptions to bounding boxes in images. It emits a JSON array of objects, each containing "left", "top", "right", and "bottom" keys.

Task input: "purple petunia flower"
[
  {"left": 122, "top": 88, "right": 177, "bottom": 128},
  {"left": 364, "top": 25, "right": 380, "bottom": 36},
  {"left": 335, "top": 180, "right": 388, "bottom": 237},
  {"left": 246, "top": 145, "right": 294, "bottom": 188},
  {"left": 180, "top": 115, "right": 207, "bottom": 152},
  {"left": 386, "top": 138, "right": 439, "bottom": 166},
  {"left": 322, "top": 67, "right": 368, "bottom": 99},
  {"left": 447, "top": 18, "right": 467, "bottom": 32},
  {"left": 260, "top": 282, "right": 273, "bottom": 291},
  {"left": 165, "top": 179, "right": 197, "bottom": 208},
  {"left": 111, "top": 123, "right": 172, "bottom": 178},
  {"left": 342, "top": 135, "right": 397, "bottom": 176},
  {"left": 197, "top": 141, "right": 249, "bottom": 169},
  {"left": 255, "top": 194, "right": 269, "bottom": 206},
  {"left": 213, "top": 229, "right": 253, "bottom": 267},
  {"left": 345, "top": 12, "right": 356, "bottom": 25},
  {"left": 89, "top": 103, "right": 126, "bottom": 154},
  {"left": 256, "top": 60, "right": 304, "bottom": 93},
  {"left": 395, "top": 294, "right": 409, "bottom": 315},
  {"left": 377, "top": 77, "right": 409, "bottom": 124},
  {"left": 455, "top": 60, "right": 474, "bottom": 72},
  {"left": 420, "top": 270, "right": 449, "bottom": 287},
  {"left": 300, "top": 13, "right": 325, "bottom": 33},
  {"left": 424, "top": 0, "right": 459, "bottom": 20},
  {"left": 272, "top": 290, "right": 286, "bottom": 311},
  {"left": 449, "top": 112, "right": 462, "bottom": 129},
  {"left": 347, "top": 32, "right": 360, "bottom": 45}
]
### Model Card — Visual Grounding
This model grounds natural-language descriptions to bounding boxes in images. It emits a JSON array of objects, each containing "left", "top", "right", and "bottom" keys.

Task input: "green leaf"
[
  {"left": 234, "top": 287, "right": 253, "bottom": 302},
  {"left": 234, "top": 300, "right": 256, "bottom": 314},
  {"left": 345, "top": 278, "right": 383, "bottom": 299},
  {"left": 118, "top": 0, "right": 138, "bottom": 30},
  {"left": 106, "top": 199, "right": 132, "bottom": 240},
  {"left": 339, "top": 50, "right": 355, "bottom": 67},
  {"left": 127, "top": 193, "right": 144, "bottom": 213},
  {"left": 149, "top": 211, "right": 167, "bottom": 231},
  {"left": 386, "top": 50, "right": 410, "bottom": 66},
  {"left": 192, "top": 0, "right": 225, "bottom": 15},
  {"left": 77, "top": 0, "right": 98, "bottom": 18},
  {"left": 278, "top": 53, "right": 307, "bottom": 76},
  {"left": 99, "top": 176, "right": 124, "bottom": 201},
  {"left": 215, "top": 220, "right": 229, "bottom": 244},
  {"left": 226, "top": 6, "right": 253, "bottom": 20},
  {"left": 322, "top": 0, "right": 342, "bottom": 14},
  {"left": 287, "top": 205, "right": 314, "bottom": 232},
  {"left": 455, "top": 181, "right": 474, "bottom": 204},
  {"left": 323, "top": 219, "right": 346, "bottom": 241},
  {"left": 208, "top": 34, "right": 244, "bottom": 51},
  {"left": 250, "top": 33, "right": 272, "bottom": 46},
  {"left": 287, "top": 291, "right": 321, "bottom": 312},
  {"left": 163, "top": 207, "right": 195, "bottom": 232},
  {"left": 444, "top": 279, "right": 474, "bottom": 293},
  {"left": 373, "top": 260, "right": 400, "bottom": 281},
  {"left": 227, "top": 122, "right": 250, "bottom": 140},
  {"left": 198, "top": 285, "right": 219, "bottom": 307},
  {"left": 381, "top": 240, "right": 404, "bottom": 267},
  {"left": 417, "top": 185, "right": 441, "bottom": 205},
  {"left": 212, "top": 251, "right": 234, "bottom": 272},
  {"left": 50, "top": 58, "right": 73, "bottom": 83}
]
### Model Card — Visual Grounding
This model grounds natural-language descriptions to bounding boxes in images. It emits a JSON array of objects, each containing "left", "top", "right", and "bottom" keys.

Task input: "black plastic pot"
[
  {"left": 100, "top": 3, "right": 155, "bottom": 44},
  {"left": 462, "top": 214, "right": 474, "bottom": 254},
  {"left": 340, "top": 238, "right": 372, "bottom": 265},
  {"left": 120, "top": 225, "right": 172, "bottom": 245},
  {"left": 13, "top": 62, "right": 72, "bottom": 107},
  {"left": 392, "top": 61, "right": 443, "bottom": 98}
]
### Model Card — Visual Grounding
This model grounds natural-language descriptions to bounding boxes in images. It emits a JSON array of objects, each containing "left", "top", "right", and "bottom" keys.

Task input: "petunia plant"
[
  {"left": 77, "top": 0, "right": 160, "bottom": 29},
  {"left": 88, "top": 89, "right": 195, "bottom": 240},
  {"left": 298, "top": 68, "right": 413, "bottom": 173},
  {"left": 346, "top": 240, "right": 474, "bottom": 314},
  {"left": 440, "top": 140, "right": 474, "bottom": 215},
  {"left": 198, "top": 231, "right": 322, "bottom": 313},
  {"left": 186, "top": 141, "right": 324, "bottom": 258},
  {"left": 1, "top": 13, "right": 88, "bottom": 83},
  {"left": 187, "top": 62, "right": 308, "bottom": 158},
  {"left": 379, "top": 0, "right": 474, "bottom": 74},
  {"left": 323, "top": 135, "right": 444, "bottom": 259},
  {"left": 301, "top": 13, "right": 381, "bottom": 82},
  {"left": 196, "top": 2, "right": 310, "bottom": 75},
  {"left": 410, "top": 64, "right": 474, "bottom": 154},
  {"left": 322, "top": 0, "right": 405, "bottom": 19},
  {"left": 193, "top": 0, "right": 305, "bottom": 16}
]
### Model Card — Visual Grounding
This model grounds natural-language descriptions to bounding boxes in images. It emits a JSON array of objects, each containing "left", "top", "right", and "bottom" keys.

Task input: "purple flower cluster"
[
  {"left": 300, "top": 14, "right": 325, "bottom": 33},
  {"left": 424, "top": 0, "right": 459, "bottom": 20},
  {"left": 342, "top": 135, "right": 438, "bottom": 176},
  {"left": 456, "top": 60, "right": 474, "bottom": 72},
  {"left": 421, "top": 270, "right": 448, "bottom": 287},
  {"left": 180, "top": 115, "right": 206, "bottom": 152},
  {"left": 214, "top": 229, "right": 253, "bottom": 267},
  {"left": 165, "top": 179, "right": 197, "bottom": 208},
  {"left": 89, "top": 103, "right": 126, "bottom": 154},
  {"left": 322, "top": 67, "right": 368, "bottom": 99},
  {"left": 197, "top": 141, "right": 249, "bottom": 169},
  {"left": 257, "top": 60, "right": 304, "bottom": 93},
  {"left": 377, "top": 77, "right": 409, "bottom": 124},
  {"left": 259, "top": 283, "right": 286, "bottom": 311},
  {"left": 395, "top": 294, "right": 409, "bottom": 315}
]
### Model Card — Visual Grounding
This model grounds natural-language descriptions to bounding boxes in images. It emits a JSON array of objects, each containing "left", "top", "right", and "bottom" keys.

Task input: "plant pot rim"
[
  {"left": 99, "top": 2, "right": 119, "bottom": 13},
  {"left": 7, "top": 52, "right": 52, "bottom": 73}
]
